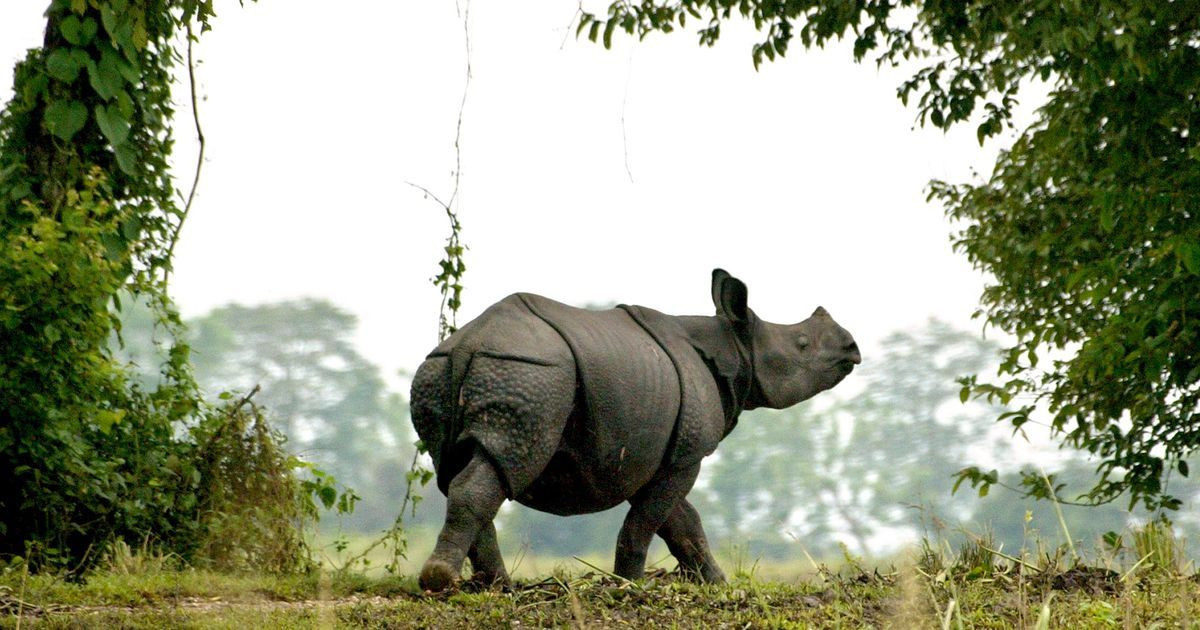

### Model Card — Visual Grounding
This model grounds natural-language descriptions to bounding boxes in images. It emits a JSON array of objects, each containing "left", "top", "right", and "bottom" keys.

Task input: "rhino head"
[{"left": 711, "top": 269, "right": 861, "bottom": 410}]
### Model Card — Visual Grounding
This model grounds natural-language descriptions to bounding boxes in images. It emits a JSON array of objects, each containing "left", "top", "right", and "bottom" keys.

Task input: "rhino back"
[
  {"left": 621, "top": 306, "right": 729, "bottom": 470},
  {"left": 513, "top": 294, "right": 680, "bottom": 512}
]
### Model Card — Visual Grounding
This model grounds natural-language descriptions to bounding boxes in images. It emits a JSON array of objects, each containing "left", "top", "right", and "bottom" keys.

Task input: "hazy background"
[
  {"left": 0, "top": 0, "right": 1008, "bottom": 380},
  {"left": 5, "top": 1, "right": 1188, "bottom": 572}
]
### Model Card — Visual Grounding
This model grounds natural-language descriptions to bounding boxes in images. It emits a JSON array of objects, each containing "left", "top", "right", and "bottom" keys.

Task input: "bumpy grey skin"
[{"left": 411, "top": 269, "right": 861, "bottom": 591}]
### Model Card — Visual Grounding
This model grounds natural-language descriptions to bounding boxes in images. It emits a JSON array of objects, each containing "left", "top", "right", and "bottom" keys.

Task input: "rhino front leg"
[
  {"left": 466, "top": 521, "right": 509, "bottom": 586},
  {"left": 614, "top": 464, "right": 701, "bottom": 581},
  {"left": 657, "top": 499, "right": 725, "bottom": 582},
  {"left": 419, "top": 450, "right": 506, "bottom": 592}
]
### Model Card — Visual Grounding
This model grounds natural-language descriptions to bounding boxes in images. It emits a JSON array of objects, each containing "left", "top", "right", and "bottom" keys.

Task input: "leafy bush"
[
  {"left": 190, "top": 390, "right": 356, "bottom": 573},
  {"left": 0, "top": 170, "right": 188, "bottom": 567},
  {"left": 0, "top": 170, "right": 350, "bottom": 572}
]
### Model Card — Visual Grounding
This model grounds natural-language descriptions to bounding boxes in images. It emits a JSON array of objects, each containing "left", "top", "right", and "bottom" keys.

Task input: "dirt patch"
[{"left": 1041, "top": 567, "right": 1120, "bottom": 595}]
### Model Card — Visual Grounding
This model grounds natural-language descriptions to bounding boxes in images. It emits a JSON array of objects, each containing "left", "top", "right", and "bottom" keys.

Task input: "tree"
[
  {"left": 190, "top": 301, "right": 386, "bottom": 463},
  {"left": 586, "top": 1, "right": 1200, "bottom": 511},
  {"left": 0, "top": 0, "right": 352, "bottom": 569},
  {"left": 692, "top": 403, "right": 836, "bottom": 558},
  {"left": 0, "top": 0, "right": 221, "bottom": 566}
]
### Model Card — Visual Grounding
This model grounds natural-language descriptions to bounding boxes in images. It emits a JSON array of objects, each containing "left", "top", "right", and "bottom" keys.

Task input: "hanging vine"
[
  {"left": 419, "top": 0, "right": 473, "bottom": 342},
  {"left": 343, "top": 0, "right": 475, "bottom": 575}
]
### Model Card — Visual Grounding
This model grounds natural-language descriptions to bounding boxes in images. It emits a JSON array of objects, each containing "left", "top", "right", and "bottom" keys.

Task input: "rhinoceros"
[{"left": 410, "top": 269, "right": 860, "bottom": 591}]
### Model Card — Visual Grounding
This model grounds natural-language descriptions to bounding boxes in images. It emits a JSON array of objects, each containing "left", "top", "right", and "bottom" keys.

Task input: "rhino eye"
[{"left": 796, "top": 334, "right": 810, "bottom": 350}]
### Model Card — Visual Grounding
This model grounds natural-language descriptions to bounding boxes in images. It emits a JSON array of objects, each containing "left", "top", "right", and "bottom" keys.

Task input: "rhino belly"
[
  {"left": 514, "top": 435, "right": 668, "bottom": 515},
  {"left": 514, "top": 383, "right": 680, "bottom": 515}
]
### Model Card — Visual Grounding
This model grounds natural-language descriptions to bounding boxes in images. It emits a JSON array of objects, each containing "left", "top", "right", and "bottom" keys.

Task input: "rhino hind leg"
[
  {"left": 456, "top": 355, "right": 576, "bottom": 497},
  {"left": 613, "top": 464, "right": 702, "bottom": 581},
  {"left": 657, "top": 500, "right": 725, "bottom": 583},
  {"left": 419, "top": 450, "right": 507, "bottom": 592},
  {"left": 467, "top": 521, "right": 509, "bottom": 586}
]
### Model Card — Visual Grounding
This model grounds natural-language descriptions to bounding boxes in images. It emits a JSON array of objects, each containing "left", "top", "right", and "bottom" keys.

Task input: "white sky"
[{"left": 1, "top": 1, "right": 1027, "bottom": 386}]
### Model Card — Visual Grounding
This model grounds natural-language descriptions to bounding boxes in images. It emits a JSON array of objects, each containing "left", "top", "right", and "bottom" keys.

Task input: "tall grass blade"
[
  {"left": 941, "top": 598, "right": 957, "bottom": 630},
  {"left": 1035, "top": 592, "right": 1055, "bottom": 630},
  {"left": 1041, "top": 469, "right": 1077, "bottom": 562}
]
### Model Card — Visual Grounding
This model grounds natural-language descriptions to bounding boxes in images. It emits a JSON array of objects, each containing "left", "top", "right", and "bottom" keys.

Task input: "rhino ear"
[{"left": 711, "top": 268, "right": 750, "bottom": 325}]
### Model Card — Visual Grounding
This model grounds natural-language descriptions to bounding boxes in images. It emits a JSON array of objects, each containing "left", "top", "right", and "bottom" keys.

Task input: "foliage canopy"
[{"left": 584, "top": 1, "right": 1200, "bottom": 511}]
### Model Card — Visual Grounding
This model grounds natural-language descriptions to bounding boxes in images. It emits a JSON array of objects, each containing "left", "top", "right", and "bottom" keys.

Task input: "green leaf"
[
  {"left": 114, "top": 144, "right": 136, "bottom": 174},
  {"left": 95, "top": 409, "right": 126, "bottom": 434},
  {"left": 100, "top": 231, "right": 125, "bottom": 261},
  {"left": 120, "top": 215, "right": 141, "bottom": 240},
  {"left": 46, "top": 48, "right": 84, "bottom": 83},
  {"left": 131, "top": 21, "right": 148, "bottom": 51},
  {"left": 59, "top": 15, "right": 97, "bottom": 46},
  {"left": 1100, "top": 207, "right": 1115, "bottom": 232},
  {"left": 20, "top": 72, "right": 49, "bottom": 107},
  {"left": 100, "top": 5, "right": 119, "bottom": 42},
  {"left": 318, "top": 485, "right": 337, "bottom": 509},
  {"left": 43, "top": 98, "right": 88, "bottom": 141},
  {"left": 69, "top": 16, "right": 97, "bottom": 46},
  {"left": 114, "top": 89, "right": 134, "bottom": 119},
  {"left": 1179, "top": 460, "right": 1189, "bottom": 477},
  {"left": 94, "top": 104, "right": 131, "bottom": 145},
  {"left": 62, "top": 205, "right": 85, "bottom": 230},
  {"left": 115, "top": 53, "right": 140, "bottom": 84},
  {"left": 87, "top": 48, "right": 128, "bottom": 100},
  {"left": 1176, "top": 242, "right": 1200, "bottom": 275}
]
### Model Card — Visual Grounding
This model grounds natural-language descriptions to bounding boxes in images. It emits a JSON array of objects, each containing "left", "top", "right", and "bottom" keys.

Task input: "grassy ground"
[
  {"left": 313, "top": 526, "right": 825, "bottom": 582},
  {"left": 3, "top": 549, "right": 1198, "bottom": 629},
  {"left": 2, "top": 521, "right": 1196, "bottom": 628}
]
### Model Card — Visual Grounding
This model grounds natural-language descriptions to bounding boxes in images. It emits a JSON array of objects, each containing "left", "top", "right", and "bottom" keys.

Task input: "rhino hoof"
[
  {"left": 468, "top": 570, "right": 511, "bottom": 589},
  {"left": 420, "top": 560, "right": 459, "bottom": 592}
]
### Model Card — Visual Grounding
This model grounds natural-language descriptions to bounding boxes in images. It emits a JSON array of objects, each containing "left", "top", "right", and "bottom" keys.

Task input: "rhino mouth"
[{"left": 835, "top": 358, "right": 857, "bottom": 376}]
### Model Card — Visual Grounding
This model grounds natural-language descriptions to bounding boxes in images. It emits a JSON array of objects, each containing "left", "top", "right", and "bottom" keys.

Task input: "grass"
[
  {"left": 3, "top": 564, "right": 1198, "bottom": 628},
  {"left": 2, "top": 522, "right": 1197, "bottom": 628}
]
